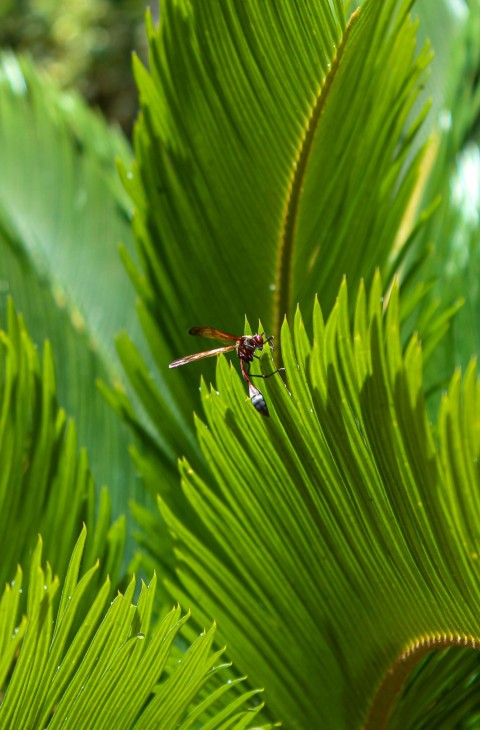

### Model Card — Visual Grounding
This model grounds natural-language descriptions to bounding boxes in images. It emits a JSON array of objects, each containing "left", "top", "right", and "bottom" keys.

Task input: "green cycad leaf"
[
  {"left": 0, "top": 53, "right": 143, "bottom": 511},
  {"left": 387, "top": 648, "right": 480, "bottom": 729},
  {"left": 0, "top": 298, "right": 125, "bottom": 590},
  {"left": 151, "top": 274, "right": 480, "bottom": 728},
  {"left": 0, "top": 529, "right": 269, "bottom": 729},
  {"left": 114, "top": 0, "right": 431, "bottom": 474}
]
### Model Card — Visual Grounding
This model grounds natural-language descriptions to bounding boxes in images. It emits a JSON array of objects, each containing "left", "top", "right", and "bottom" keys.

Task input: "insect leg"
[
  {"left": 248, "top": 367, "right": 286, "bottom": 380},
  {"left": 261, "top": 333, "right": 274, "bottom": 349},
  {"left": 240, "top": 359, "right": 251, "bottom": 382}
]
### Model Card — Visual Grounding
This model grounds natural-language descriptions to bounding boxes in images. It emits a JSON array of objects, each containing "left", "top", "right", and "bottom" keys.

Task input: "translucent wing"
[
  {"left": 189, "top": 326, "right": 240, "bottom": 343},
  {"left": 169, "top": 344, "right": 237, "bottom": 368}
]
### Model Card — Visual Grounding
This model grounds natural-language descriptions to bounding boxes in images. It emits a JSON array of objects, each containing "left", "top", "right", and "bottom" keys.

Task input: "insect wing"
[
  {"left": 169, "top": 344, "right": 237, "bottom": 368},
  {"left": 248, "top": 382, "right": 269, "bottom": 417},
  {"left": 189, "top": 326, "right": 240, "bottom": 343}
]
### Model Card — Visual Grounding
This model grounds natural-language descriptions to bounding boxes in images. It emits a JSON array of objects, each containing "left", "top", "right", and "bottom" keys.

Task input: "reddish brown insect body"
[{"left": 169, "top": 326, "right": 284, "bottom": 417}]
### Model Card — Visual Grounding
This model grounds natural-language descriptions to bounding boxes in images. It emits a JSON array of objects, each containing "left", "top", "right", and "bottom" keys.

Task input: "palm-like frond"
[
  {"left": 0, "top": 529, "right": 269, "bottom": 729},
  {"left": 145, "top": 275, "right": 480, "bottom": 728},
  {"left": 0, "top": 53, "right": 144, "bottom": 510},
  {"left": 0, "top": 298, "right": 124, "bottom": 589},
  {"left": 1, "top": 0, "right": 477, "bottom": 726},
  {"left": 113, "top": 0, "right": 432, "bottom": 480}
]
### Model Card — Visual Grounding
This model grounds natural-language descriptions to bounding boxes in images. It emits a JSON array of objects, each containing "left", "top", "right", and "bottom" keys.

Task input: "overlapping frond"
[
  {"left": 0, "top": 53, "right": 142, "bottom": 508},
  {"left": 151, "top": 275, "right": 480, "bottom": 727},
  {"left": 114, "top": 0, "right": 433, "bottom": 490},
  {"left": 0, "top": 530, "right": 268, "bottom": 729},
  {"left": 0, "top": 299, "right": 125, "bottom": 590}
]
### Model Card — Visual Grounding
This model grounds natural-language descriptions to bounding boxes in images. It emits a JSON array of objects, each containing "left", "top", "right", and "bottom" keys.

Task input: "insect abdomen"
[{"left": 249, "top": 383, "right": 269, "bottom": 417}]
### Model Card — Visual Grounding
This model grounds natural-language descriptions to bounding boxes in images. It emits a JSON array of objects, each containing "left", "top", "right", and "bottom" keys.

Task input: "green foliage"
[
  {"left": 0, "top": 0, "right": 145, "bottom": 133},
  {"left": 0, "top": 529, "right": 267, "bottom": 729},
  {"left": 387, "top": 648, "right": 480, "bottom": 730},
  {"left": 151, "top": 276, "right": 480, "bottom": 728},
  {"left": 408, "top": 0, "right": 480, "bottom": 390},
  {"left": 0, "top": 52, "right": 147, "bottom": 515},
  {"left": 0, "top": 273, "right": 266, "bottom": 729},
  {"left": 111, "top": 0, "right": 480, "bottom": 727},
  {"left": 110, "top": 0, "right": 436, "bottom": 498},
  {"left": 1, "top": 0, "right": 480, "bottom": 727},
  {"left": 0, "top": 298, "right": 125, "bottom": 591}
]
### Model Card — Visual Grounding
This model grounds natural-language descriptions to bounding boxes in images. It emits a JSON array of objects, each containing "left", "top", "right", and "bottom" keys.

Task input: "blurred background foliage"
[{"left": 0, "top": 0, "right": 150, "bottom": 135}]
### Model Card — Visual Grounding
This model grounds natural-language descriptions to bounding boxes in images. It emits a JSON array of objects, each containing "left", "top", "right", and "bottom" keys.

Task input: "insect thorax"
[{"left": 237, "top": 335, "right": 262, "bottom": 361}]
